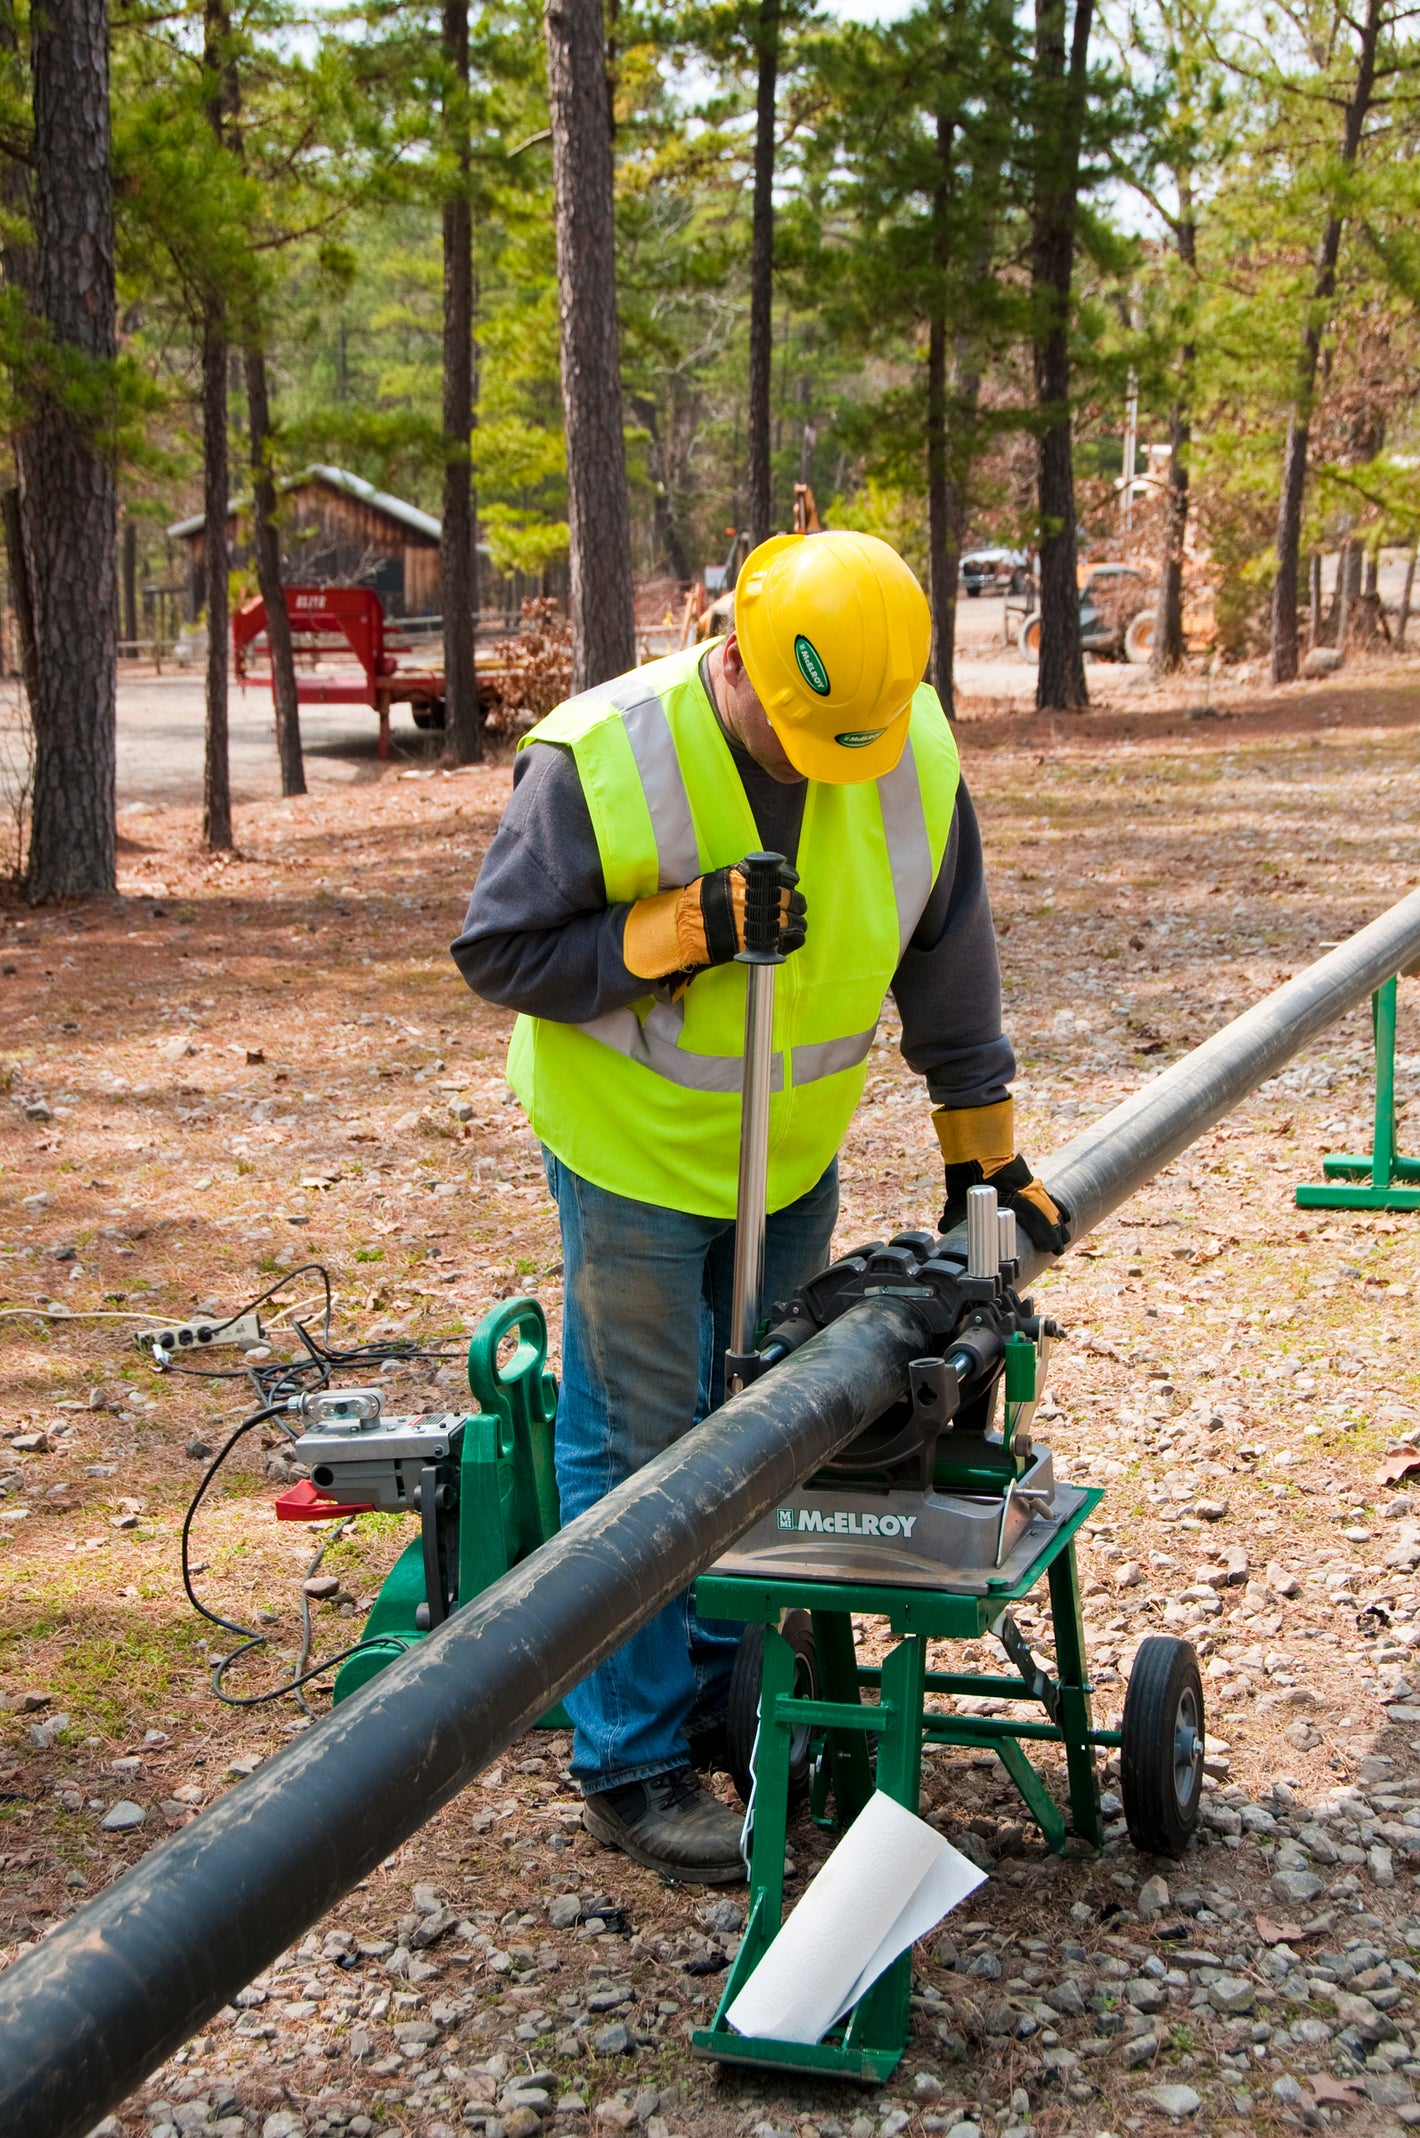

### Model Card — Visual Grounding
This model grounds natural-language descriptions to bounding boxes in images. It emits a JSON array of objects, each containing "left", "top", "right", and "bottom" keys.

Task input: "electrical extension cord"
[{"left": 138, "top": 1312, "right": 265, "bottom": 1360}]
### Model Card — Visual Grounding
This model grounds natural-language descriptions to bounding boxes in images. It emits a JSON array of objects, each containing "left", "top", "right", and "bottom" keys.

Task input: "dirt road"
[
  {"left": 108, "top": 595, "right": 1179, "bottom": 810},
  {"left": 115, "top": 675, "right": 438, "bottom": 809}
]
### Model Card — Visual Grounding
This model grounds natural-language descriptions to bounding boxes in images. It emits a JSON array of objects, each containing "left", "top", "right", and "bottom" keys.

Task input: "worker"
[{"left": 452, "top": 531, "right": 1066, "bottom": 1885}]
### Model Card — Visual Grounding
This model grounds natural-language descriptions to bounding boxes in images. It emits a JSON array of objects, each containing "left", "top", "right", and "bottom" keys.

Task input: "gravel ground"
[{"left": 2, "top": 656, "right": 1420, "bottom": 2138}]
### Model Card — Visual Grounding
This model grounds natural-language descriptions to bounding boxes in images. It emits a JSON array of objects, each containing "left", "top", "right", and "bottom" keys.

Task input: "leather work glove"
[
  {"left": 934, "top": 1096, "right": 1070, "bottom": 1257},
  {"left": 623, "top": 856, "right": 807, "bottom": 983}
]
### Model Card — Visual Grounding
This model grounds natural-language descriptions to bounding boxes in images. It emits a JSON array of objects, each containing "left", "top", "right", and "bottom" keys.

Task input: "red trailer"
[{"left": 233, "top": 585, "right": 447, "bottom": 760}]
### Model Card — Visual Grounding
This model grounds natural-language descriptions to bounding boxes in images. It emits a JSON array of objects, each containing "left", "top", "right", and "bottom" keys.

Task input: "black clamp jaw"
[
  {"left": 755, "top": 1224, "right": 1061, "bottom": 1492},
  {"left": 762, "top": 1228, "right": 988, "bottom": 1353}
]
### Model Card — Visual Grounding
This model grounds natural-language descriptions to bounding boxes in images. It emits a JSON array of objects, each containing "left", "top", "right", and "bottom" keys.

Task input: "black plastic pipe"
[
  {"left": 3, "top": 884, "right": 1420, "bottom": 2138},
  {"left": 1024, "top": 882, "right": 1420, "bottom": 1284}
]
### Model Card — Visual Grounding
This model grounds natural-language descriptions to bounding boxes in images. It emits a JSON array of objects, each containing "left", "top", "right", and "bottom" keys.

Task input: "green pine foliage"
[{"left": 1, "top": 0, "right": 1415, "bottom": 652}]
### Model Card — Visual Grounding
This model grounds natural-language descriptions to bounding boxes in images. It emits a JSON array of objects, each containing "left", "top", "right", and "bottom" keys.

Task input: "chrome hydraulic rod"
[{"left": 3, "top": 885, "right": 1419, "bottom": 2138}]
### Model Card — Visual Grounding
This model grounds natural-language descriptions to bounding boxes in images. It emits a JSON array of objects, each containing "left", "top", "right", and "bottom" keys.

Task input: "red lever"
[{"left": 274, "top": 1479, "right": 373, "bottom": 1522}]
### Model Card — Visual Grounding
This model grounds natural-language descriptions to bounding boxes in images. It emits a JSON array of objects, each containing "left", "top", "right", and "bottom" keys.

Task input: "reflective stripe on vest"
[
  {"left": 505, "top": 644, "right": 959, "bottom": 1215},
  {"left": 574, "top": 994, "right": 881, "bottom": 1096},
  {"left": 619, "top": 691, "right": 700, "bottom": 889},
  {"left": 877, "top": 738, "right": 935, "bottom": 960}
]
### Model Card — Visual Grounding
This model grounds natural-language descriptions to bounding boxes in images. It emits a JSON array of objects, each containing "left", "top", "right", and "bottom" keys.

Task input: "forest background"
[{"left": 5, "top": 0, "right": 1420, "bottom": 897}]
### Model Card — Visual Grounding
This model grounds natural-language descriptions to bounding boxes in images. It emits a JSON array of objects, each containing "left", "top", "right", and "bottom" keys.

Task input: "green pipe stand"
[
  {"left": 691, "top": 1487, "right": 1120, "bottom": 2085},
  {"left": 1296, "top": 974, "right": 1420, "bottom": 1211}
]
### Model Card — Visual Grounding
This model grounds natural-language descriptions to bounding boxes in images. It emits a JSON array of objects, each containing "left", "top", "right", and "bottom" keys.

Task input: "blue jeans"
[{"left": 543, "top": 1149, "right": 839, "bottom": 1794}]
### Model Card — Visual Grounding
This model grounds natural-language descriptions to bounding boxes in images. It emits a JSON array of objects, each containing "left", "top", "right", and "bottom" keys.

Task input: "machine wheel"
[
  {"left": 726, "top": 1611, "right": 819, "bottom": 1809},
  {"left": 1020, "top": 612, "right": 1042, "bottom": 661},
  {"left": 1124, "top": 610, "right": 1157, "bottom": 665},
  {"left": 1120, "top": 1635, "right": 1205, "bottom": 1857},
  {"left": 412, "top": 697, "right": 447, "bottom": 731}
]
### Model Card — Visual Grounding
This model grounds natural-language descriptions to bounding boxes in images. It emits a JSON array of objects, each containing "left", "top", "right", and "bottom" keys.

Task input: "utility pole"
[{"left": 1120, "top": 370, "right": 1138, "bottom": 537}]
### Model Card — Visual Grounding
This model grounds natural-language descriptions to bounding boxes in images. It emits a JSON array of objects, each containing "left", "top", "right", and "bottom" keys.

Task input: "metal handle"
[
  {"left": 727, "top": 854, "right": 786, "bottom": 1388},
  {"left": 994, "top": 1479, "right": 1056, "bottom": 1568}
]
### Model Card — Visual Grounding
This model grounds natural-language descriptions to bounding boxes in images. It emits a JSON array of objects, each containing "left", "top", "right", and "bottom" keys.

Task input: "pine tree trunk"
[
  {"left": 0, "top": 0, "right": 31, "bottom": 728},
  {"left": 244, "top": 345, "right": 305, "bottom": 797},
  {"left": 1307, "top": 549, "right": 1322, "bottom": 648},
  {"left": 442, "top": 0, "right": 482, "bottom": 762},
  {"left": 1271, "top": 401, "right": 1315, "bottom": 681},
  {"left": 745, "top": 0, "right": 779, "bottom": 549},
  {"left": 926, "top": 110, "right": 955, "bottom": 716},
  {"left": 1150, "top": 397, "right": 1190, "bottom": 674},
  {"left": 1269, "top": 0, "right": 1383, "bottom": 684},
  {"left": 1150, "top": 186, "right": 1194, "bottom": 678},
  {"left": 1357, "top": 545, "right": 1385, "bottom": 643},
  {"left": 200, "top": 0, "right": 235, "bottom": 850},
  {"left": 19, "top": 0, "right": 117, "bottom": 899},
  {"left": 545, "top": 0, "right": 636, "bottom": 690},
  {"left": 202, "top": 315, "right": 231, "bottom": 850},
  {"left": 633, "top": 395, "right": 690, "bottom": 580},
  {"left": 926, "top": 310, "right": 953, "bottom": 716},
  {"left": 2, "top": 486, "right": 38, "bottom": 711},
  {"left": 926, "top": 350, "right": 978, "bottom": 730},
  {"left": 0, "top": 0, "right": 33, "bottom": 715},
  {"left": 122, "top": 515, "right": 137, "bottom": 651},
  {"left": 1398, "top": 536, "right": 1417, "bottom": 652},
  {"left": 1029, "top": 0, "right": 1093, "bottom": 714},
  {"left": 1334, "top": 535, "right": 1354, "bottom": 655}
]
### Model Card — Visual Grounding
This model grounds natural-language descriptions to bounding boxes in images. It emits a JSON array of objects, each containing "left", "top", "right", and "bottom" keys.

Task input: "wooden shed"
[{"left": 169, "top": 465, "right": 448, "bottom": 621}]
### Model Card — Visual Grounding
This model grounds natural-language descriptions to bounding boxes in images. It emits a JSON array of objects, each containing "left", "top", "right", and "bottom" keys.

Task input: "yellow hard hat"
[{"left": 733, "top": 530, "right": 932, "bottom": 784}]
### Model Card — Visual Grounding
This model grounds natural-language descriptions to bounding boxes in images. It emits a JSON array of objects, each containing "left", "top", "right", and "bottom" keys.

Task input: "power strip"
[{"left": 137, "top": 1312, "right": 265, "bottom": 1359}]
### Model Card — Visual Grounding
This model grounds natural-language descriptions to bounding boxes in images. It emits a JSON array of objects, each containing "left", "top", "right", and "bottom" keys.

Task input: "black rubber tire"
[
  {"left": 1124, "top": 610, "right": 1156, "bottom": 665},
  {"left": 1020, "top": 613, "right": 1042, "bottom": 661},
  {"left": 726, "top": 1611, "right": 818, "bottom": 1809},
  {"left": 412, "top": 697, "right": 447, "bottom": 732},
  {"left": 1120, "top": 1635, "right": 1205, "bottom": 1858}
]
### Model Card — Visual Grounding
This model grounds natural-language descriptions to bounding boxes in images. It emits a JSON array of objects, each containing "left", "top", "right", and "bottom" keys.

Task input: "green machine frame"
[
  {"left": 691, "top": 1489, "right": 1120, "bottom": 2084},
  {"left": 333, "top": 1297, "right": 568, "bottom": 1719},
  {"left": 1296, "top": 975, "right": 1420, "bottom": 1211}
]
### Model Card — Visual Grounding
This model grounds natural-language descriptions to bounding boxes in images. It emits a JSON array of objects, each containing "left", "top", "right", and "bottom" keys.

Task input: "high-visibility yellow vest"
[{"left": 505, "top": 642, "right": 960, "bottom": 1217}]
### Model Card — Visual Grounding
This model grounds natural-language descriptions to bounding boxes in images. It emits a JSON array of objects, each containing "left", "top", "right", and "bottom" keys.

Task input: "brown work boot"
[{"left": 583, "top": 1765, "right": 746, "bottom": 1885}]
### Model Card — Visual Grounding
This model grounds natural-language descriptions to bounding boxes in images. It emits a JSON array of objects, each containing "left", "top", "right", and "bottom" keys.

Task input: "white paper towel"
[{"left": 724, "top": 1791, "right": 986, "bottom": 2045}]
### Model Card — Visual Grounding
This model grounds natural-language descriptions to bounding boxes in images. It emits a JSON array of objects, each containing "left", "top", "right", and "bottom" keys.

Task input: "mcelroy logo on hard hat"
[
  {"left": 775, "top": 1506, "right": 919, "bottom": 1538},
  {"left": 793, "top": 634, "right": 831, "bottom": 695},
  {"left": 834, "top": 727, "right": 888, "bottom": 749}
]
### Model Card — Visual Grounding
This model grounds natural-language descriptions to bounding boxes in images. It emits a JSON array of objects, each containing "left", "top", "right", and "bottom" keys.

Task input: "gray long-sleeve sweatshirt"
[{"left": 452, "top": 700, "right": 1014, "bottom": 1113}]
